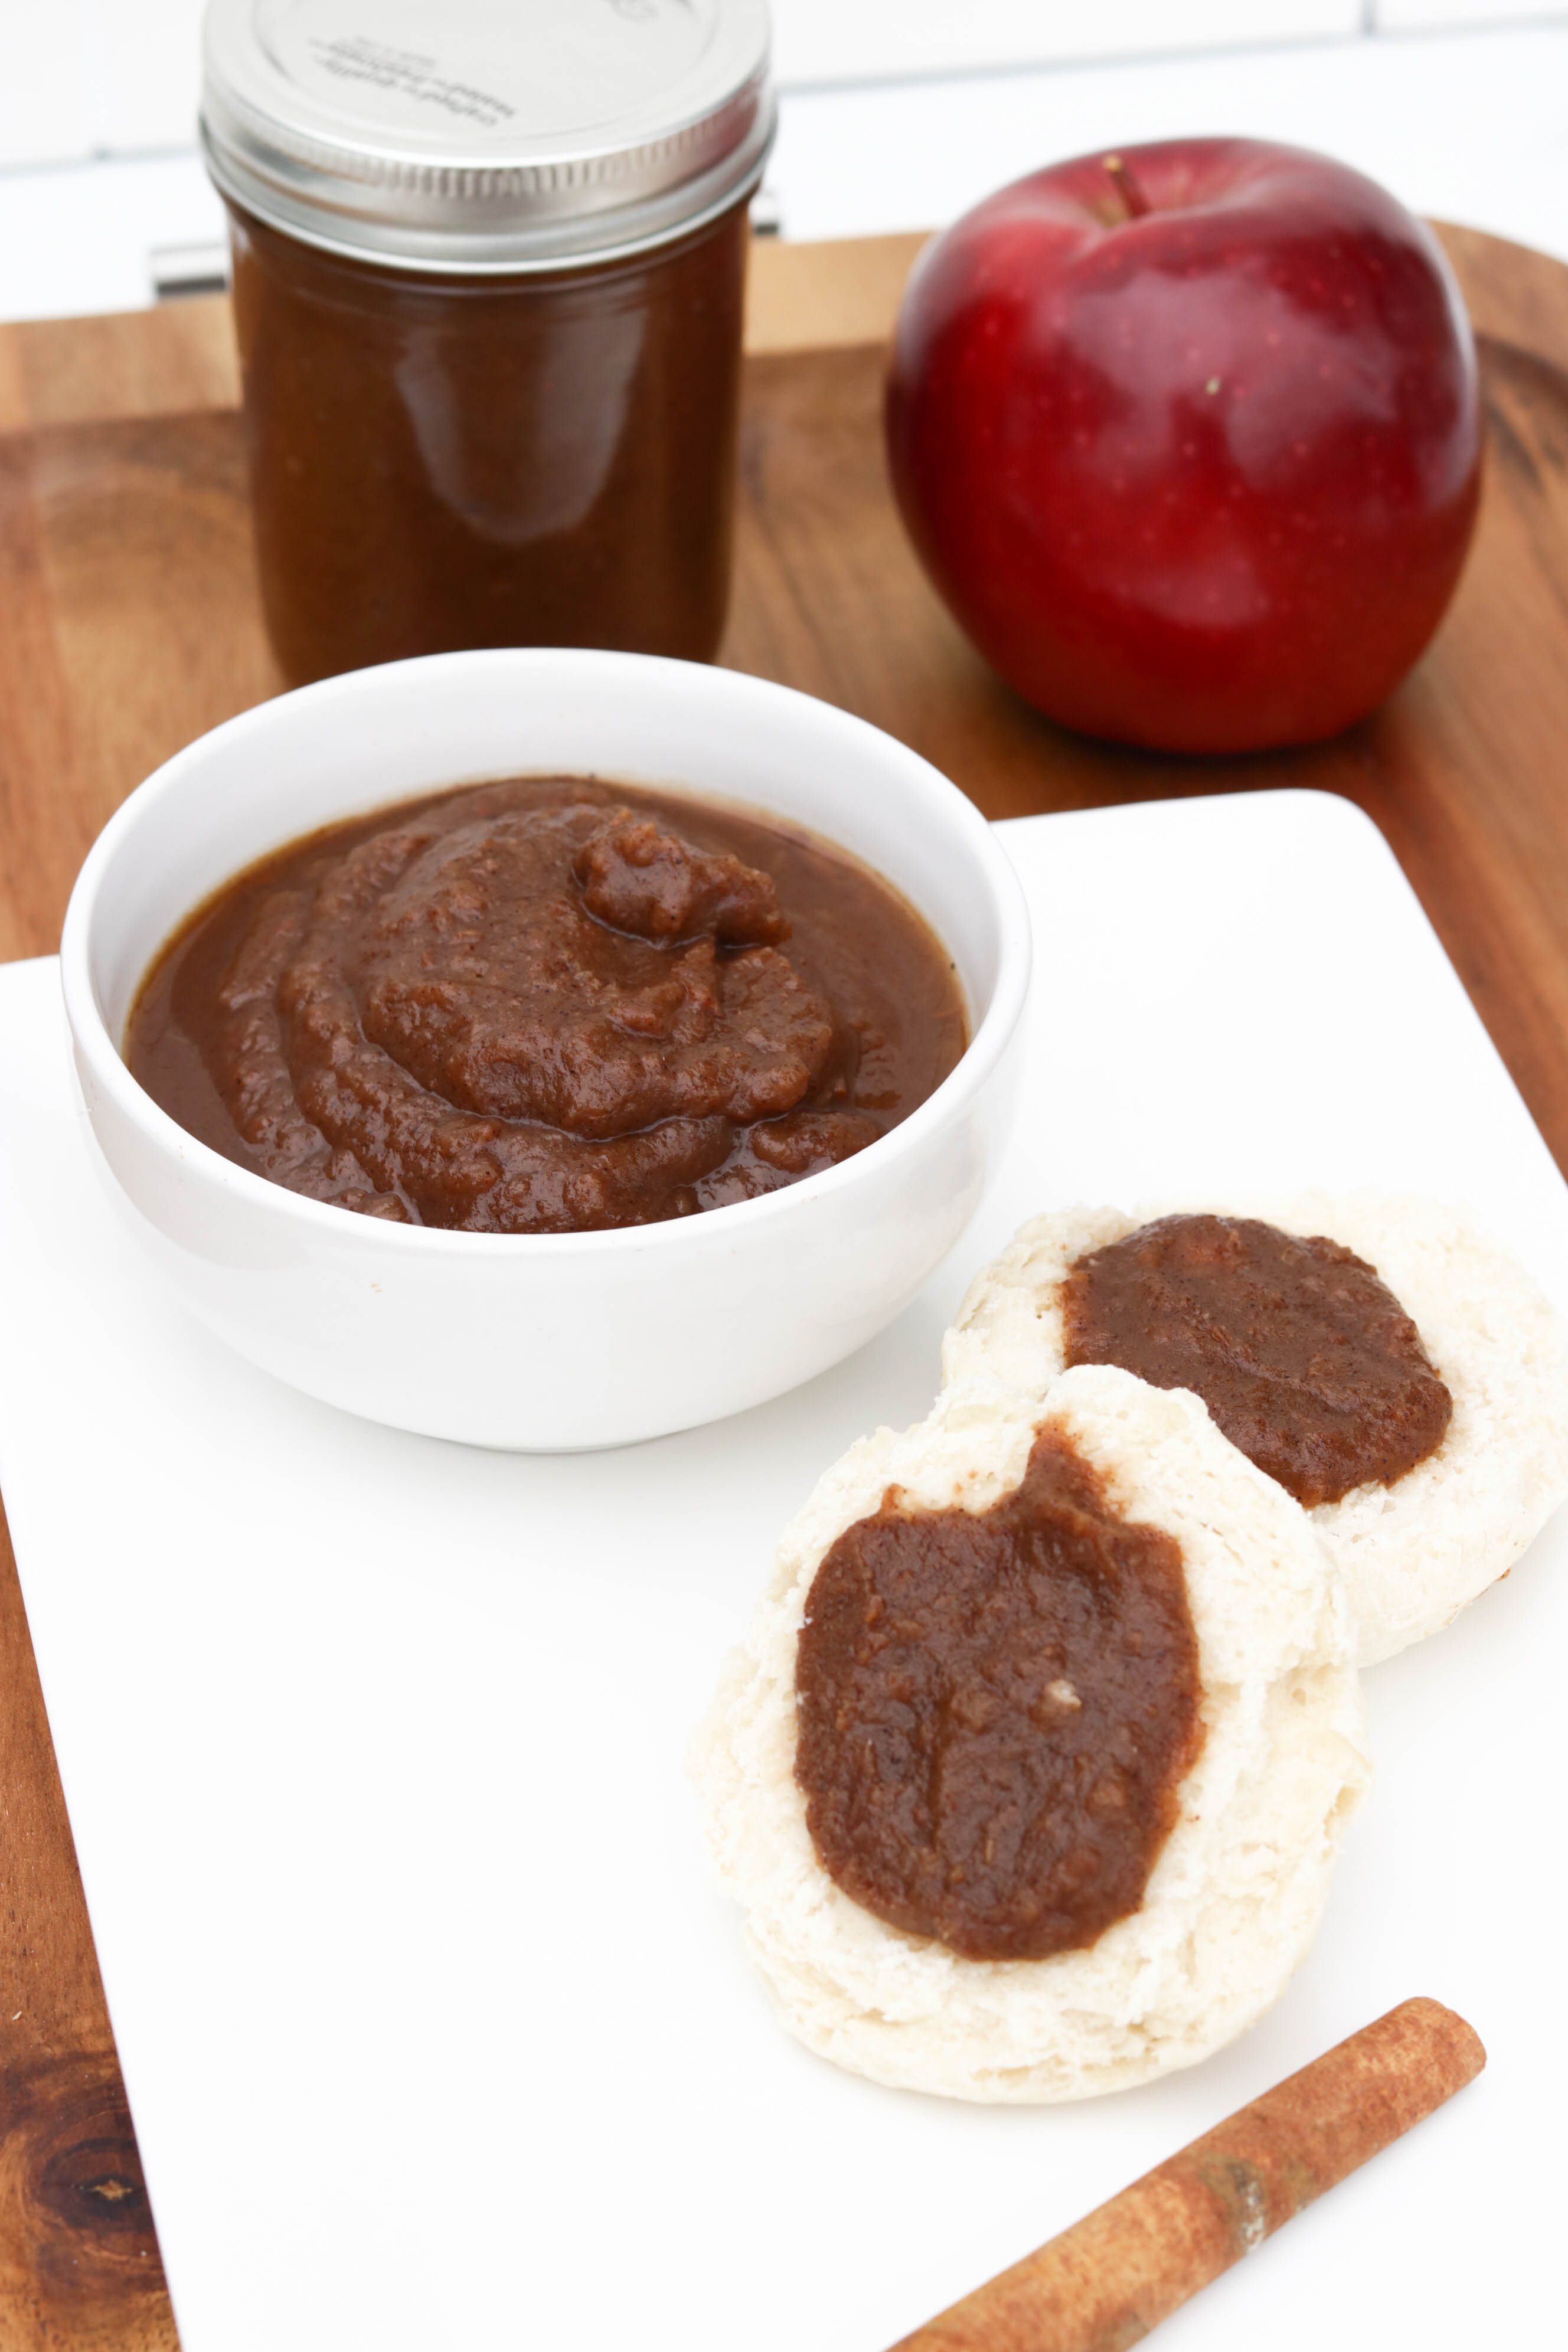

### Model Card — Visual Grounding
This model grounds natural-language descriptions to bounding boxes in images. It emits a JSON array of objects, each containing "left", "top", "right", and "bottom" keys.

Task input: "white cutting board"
[{"left": 0, "top": 788, "right": 1561, "bottom": 2351}]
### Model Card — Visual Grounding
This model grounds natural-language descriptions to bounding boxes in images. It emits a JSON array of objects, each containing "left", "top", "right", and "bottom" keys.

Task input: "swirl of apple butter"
[
  {"left": 126, "top": 778, "right": 967, "bottom": 1234},
  {"left": 795, "top": 1425, "right": 1204, "bottom": 1962},
  {"left": 1061, "top": 1214, "right": 1452, "bottom": 1508}
]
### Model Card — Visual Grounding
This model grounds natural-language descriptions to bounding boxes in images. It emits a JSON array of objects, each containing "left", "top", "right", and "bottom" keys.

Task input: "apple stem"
[{"left": 1102, "top": 153, "right": 1152, "bottom": 221}]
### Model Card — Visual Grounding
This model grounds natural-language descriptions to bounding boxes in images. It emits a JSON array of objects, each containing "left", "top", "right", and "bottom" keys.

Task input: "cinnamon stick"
[{"left": 888, "top": 1997, "right": 1485, "bottom": 2352}]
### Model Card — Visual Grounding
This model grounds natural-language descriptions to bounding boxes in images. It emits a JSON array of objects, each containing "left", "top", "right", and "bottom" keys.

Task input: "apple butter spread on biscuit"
[
  {"left": 793, "top": 1423, "right": 1204, "bottom": 1962},
  {"left": 1061, "top": 1213, "right": 1452, "bottom": 1508},
  {"left": 125, "top": 778, "right": 966, "bottom": 1233}
]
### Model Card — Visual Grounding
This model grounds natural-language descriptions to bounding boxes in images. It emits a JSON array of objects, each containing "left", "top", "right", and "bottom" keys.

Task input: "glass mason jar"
[{"left": 201, "top": 0, "right": 774, "bottom": 687}]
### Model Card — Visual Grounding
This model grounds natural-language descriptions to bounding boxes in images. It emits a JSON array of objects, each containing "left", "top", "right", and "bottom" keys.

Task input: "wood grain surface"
[{"left": 1, "top": 221, "right": 1565, "bottom": 2348}]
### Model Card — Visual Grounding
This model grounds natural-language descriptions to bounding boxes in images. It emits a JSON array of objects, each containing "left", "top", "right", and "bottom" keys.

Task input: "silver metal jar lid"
[{"left": 201, "top": 0, "right": 775, "bottom": 273}]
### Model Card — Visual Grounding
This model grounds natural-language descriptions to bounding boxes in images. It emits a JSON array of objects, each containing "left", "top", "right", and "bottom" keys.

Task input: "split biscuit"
[
  {"left": 694, "top": 1364, "right": 1367, "bottom": 2103},
  {"left": 941, "top": 1191, "right": 1568, "bottom": 1666}
]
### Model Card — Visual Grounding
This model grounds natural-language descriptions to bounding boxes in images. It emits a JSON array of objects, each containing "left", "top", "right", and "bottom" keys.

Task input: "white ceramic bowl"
[{"left": 61, "top": 650, "right": 1030, "bottom": 1449}]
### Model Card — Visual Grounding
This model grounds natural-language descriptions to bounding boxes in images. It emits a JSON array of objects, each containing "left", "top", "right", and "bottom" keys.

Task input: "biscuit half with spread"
[
  {"left": 942, "top": 1192, "right": 1568, "bottom": 1666},
  {"left": 694, "top": 1364, "right": 1367, "bottom": 2103}
]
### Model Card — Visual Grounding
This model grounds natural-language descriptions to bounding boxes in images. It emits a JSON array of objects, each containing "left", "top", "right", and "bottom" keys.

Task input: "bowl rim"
[{"left": 60, "top": 650, "right": 1033, "bottom": 1258}]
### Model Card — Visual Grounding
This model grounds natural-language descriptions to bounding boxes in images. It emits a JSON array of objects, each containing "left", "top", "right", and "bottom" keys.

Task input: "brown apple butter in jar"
[{"left": 200, "top": 0, "right": 775, "bottom": 685}]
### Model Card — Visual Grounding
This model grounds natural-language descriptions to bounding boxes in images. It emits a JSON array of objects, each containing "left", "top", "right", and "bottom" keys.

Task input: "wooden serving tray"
[{"left": 1, "top": 220, "right": 1567, "bottom": 2348}]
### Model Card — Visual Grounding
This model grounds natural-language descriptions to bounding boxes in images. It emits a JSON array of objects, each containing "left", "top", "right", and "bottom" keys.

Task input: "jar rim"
[{"left": 201, "top": 0, "right": 775, "bottom": 272}]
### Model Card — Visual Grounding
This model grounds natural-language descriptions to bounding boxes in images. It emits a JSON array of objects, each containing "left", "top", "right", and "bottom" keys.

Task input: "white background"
[{"left": 1, "top": 2, "right": 1567, "bottom": 317}]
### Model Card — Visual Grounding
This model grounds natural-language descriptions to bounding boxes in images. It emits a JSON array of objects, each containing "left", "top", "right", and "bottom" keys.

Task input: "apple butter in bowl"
[
  {"left": 61, "top": 648, "right": 1028, "bottom": 1449},
  {"left": 125, "top": 776, "right": 967, "bottom": 1236}
]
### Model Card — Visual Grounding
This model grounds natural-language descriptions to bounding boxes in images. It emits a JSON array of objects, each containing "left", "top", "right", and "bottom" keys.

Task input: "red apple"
[{"left": 885, "top": 138, "right": 1482, "bottom": 753}]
